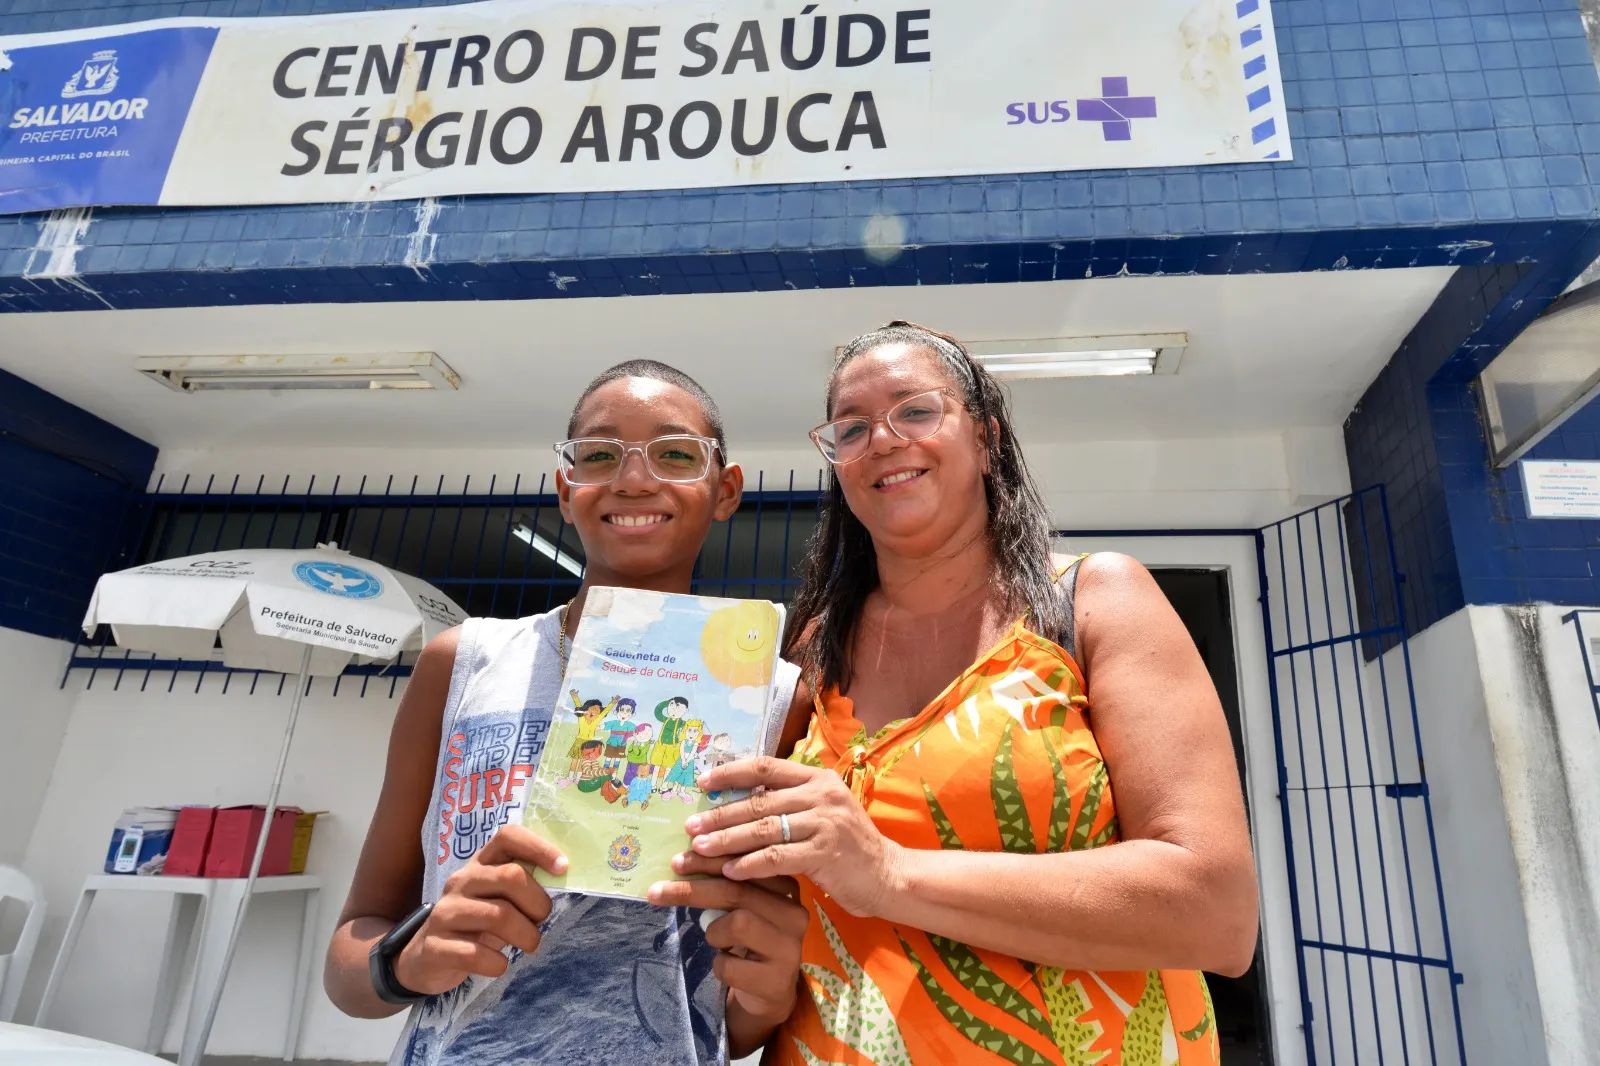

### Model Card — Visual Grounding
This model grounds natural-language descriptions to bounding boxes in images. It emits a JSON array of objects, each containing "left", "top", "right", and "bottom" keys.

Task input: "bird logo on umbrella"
[{"left": 293, "top": 560, "right": 384, "bottom": 599}]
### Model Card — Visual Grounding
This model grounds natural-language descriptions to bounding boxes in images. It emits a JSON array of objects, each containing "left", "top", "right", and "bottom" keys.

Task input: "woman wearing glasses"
[
  {"left": 325, "top": 360, "right": 808, "bottom": 1066},
  {"left": 684, "top": 324, "right": 1258, "bottom": 1065}
]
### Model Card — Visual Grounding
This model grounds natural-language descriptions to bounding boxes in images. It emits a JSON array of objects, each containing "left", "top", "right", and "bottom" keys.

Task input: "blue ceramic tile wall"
[
  {"left": 0, "top": 367, "right": 156, "bottom": 640},
  {"left": 1347, "top": 228, "right": 1600, "bottom": 636},
  {"left": 2, "top": 0, "right": 1599, "bottom": 311},
  {"left": 1437, "top": 362, "right": 1600, "bottom": 609}
]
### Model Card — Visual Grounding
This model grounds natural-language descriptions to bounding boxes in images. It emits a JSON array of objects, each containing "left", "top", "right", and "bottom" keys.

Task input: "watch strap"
[{"left": 369, "top": 902, "right": 433, "bottom": 1005}]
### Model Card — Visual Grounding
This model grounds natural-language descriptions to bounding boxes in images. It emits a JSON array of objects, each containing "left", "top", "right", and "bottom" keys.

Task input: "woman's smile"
[{"left": 872, "top": 468, "right": 928, "bottom": 491}]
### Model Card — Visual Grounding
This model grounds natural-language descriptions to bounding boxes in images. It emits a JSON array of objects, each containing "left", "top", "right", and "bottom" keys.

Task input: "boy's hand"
[
  {"left": 649, "top": 865, "right": 808, "bottom": 1026},
  {"left": 393, "top": 825, "right": 567, "bottom": 995}
]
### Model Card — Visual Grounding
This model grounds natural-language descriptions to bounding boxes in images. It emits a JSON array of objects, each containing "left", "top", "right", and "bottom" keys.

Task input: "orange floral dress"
[{"left": 774, "top": 618, "right": 1219, "bottom": 1066}]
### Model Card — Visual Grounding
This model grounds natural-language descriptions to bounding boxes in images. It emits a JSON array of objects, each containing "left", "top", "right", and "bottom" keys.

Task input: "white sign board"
[
  {"left": 1521, "top": 460, "right": 1600, "bottom": 519},
  {"left": 0, "top": 0, "right": 1291, "bottom": 212}
]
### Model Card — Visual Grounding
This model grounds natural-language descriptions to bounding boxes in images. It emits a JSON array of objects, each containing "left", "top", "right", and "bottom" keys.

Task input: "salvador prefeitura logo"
[
  {"left": 62, "top": 49, "right": 120, "bottom": 98},
  {"left": 8, "top": 46, "right": 152, "bottom": 132}
]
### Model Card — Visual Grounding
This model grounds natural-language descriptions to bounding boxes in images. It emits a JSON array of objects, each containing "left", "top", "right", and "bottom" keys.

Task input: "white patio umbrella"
[{"left": 80, "top": 544, "right": 465, "bottom": 1065}]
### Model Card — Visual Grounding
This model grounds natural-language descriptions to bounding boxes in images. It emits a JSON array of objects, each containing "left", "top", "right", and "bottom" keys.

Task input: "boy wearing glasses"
[{"left": 325, "top": 361, "right": 808, "bottom": 1066}]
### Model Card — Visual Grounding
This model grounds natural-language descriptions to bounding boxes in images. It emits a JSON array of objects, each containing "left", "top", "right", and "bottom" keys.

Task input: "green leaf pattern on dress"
[
  {"left": 1035, "top": 967, "right": 1108, "bottom": 1066},
  {"left": 1119, "top": 971, "right": 1175, "bottom": 1066},
  {"left": 1177, "top": 973, "right": 1218, "bottom": 1058},
  {"left": 1067, "top": 761, "right": 1109, "bottom": 852},
  {"left": 897, "top": 933, "right": 1056, "bottom": 1066},
  {"left": 800, "top": 905, "right": 912, "bottom": 1066},
  {"left": 793, "top": 1040, "right": 852, "bottom": 1066},
  {"left": 926, "top": 934, "right": 1054, "bottom": 1042},
  {"left": 991, "top": 722, "right": 1037, "bottom": 853},
  {"left": 1046, "top": 746, "right": 1074, "bottom": 853},
  {"left": 1086, "top": 815, "right": 1119, "bottom": 849},
  {"left": 792, "top": 746, "right": 826, "bottom": 768},
  {"left": 923, "top": 782, "right": 965, "bottom": 850}
]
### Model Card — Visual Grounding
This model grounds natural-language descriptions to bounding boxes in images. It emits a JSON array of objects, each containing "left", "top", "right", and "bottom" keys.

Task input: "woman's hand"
[
  {"left": 684, "top": 758, "right": 901, "bottom": 918},
  {"left": 648, "top": 870, "right": 808, "bottom": 1030},
  {"left": 392, "top": 825, "right": 567, "bottom": 995}
]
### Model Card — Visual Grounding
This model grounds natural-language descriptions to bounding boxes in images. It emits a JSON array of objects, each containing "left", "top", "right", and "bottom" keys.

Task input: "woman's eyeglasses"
[
  {"left": 809, "top": 389, "right": 950, "bottom": 465},
  {"left": 554, "top": 435, "right": 720, "bottom": 485}
]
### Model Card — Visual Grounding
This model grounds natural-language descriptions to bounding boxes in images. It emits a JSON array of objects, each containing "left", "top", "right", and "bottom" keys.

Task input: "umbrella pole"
[{"left": 189, "top": 645, "right": 314, "bottom": 1066}]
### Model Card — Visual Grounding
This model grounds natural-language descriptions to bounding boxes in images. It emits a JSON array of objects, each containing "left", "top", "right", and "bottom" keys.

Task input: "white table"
[{"left": 35, "top": 874, "right": 322, "bottom": 1066}]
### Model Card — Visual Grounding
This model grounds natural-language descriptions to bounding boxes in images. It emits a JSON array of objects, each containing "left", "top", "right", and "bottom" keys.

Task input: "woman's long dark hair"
[{"left": 783, "top": 321, "right": 1064, "bottom": 693}]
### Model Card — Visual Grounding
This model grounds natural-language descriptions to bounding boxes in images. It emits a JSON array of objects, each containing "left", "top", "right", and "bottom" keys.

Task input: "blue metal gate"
[
  {"left": 69, "top": 471, "right": 822, "bottom": 693},
  {"left": 1257, "top": 486, "right": 1466, "bottom": 1065}
]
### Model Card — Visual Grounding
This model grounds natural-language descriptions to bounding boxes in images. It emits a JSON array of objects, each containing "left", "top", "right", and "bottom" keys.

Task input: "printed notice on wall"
[
  {"left": 1521, "top": 460, "right": 1600, "bottom": 519},
  {"left": 0, "top": 0, "right": 1291, "bottom": 213}
]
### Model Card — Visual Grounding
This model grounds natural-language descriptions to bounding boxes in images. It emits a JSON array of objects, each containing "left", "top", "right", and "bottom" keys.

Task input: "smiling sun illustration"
[{"left": 700, "top": 601, "right": 779, "bottom": 688}]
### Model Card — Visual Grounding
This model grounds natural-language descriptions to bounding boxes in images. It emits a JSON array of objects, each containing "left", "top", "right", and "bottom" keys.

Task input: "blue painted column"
[{"left": 0, "top": 367, "right": 156, "bottom": 639}]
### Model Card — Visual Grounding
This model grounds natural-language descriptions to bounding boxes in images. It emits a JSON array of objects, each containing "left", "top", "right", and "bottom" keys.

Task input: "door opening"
[{"left": 1152, "top": 568, "right": 1273, "bottom": 1066}]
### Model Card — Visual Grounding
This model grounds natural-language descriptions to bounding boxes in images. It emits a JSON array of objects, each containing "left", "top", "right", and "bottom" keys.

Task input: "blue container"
[{"left": 104, "top": 807, "right": 177, "bottom": 875}]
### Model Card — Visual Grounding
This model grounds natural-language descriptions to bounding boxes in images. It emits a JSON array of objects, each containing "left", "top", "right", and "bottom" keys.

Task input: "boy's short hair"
[
  {"left": 567, "top": 359, "right": 727, "bottom": 451},
  {"left": 580, "top": 740, "right": 603, "bottom": 754}
]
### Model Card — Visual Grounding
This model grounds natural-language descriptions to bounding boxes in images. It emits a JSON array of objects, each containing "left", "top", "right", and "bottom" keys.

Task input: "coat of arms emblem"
[{"left": 62, "top": 49, "right": 120, "bottom": 98}]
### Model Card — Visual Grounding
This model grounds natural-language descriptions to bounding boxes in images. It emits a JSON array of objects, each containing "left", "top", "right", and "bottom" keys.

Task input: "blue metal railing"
[
  {"left": 68, "top": 470, "right": 823, "bottom": 694},
  {"left": 1258, "top": 485, "right": 1466, "bottom": 1066}
]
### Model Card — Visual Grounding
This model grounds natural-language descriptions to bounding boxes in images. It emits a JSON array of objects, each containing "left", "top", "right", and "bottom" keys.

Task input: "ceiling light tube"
[
  {"left": 965, "top": 333, "right": 1187, "bottom": 380},
  {"left": 513, "top": 523, "right": 585, "bottom": 577},
  {"left": 135, "top": 353, "right": 460, "bottom": 393}
]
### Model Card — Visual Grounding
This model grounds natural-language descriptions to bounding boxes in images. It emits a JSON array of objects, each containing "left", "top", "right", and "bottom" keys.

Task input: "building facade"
[{"left": 2, "top": 1, "right": 1599, "bottom": 1064}]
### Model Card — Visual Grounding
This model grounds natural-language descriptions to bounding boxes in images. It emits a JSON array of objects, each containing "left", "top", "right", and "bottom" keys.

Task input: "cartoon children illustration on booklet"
[
  {"left": 650, "top": 697, "right": 689, "bottom": 786},
  {"left": 565, "top": 690, "right": 615, "bottom": 776},
  {"left": 623, "top": 723, "right": 657, "bottom": 808},
  {"left": 698, "top": 732, "right": 736, "bottom": 802},
  {"left": 558, "top": 689, "right": 733, "bottom": 808},
  {"left": 600, "top": 698, "right": 638, "bottom": 773},
  {"left": 565, "top": 737, "right": 626, "bottom": 801},
  {"left": 660, "top": 718, "right": 712, "bottom": 803}
]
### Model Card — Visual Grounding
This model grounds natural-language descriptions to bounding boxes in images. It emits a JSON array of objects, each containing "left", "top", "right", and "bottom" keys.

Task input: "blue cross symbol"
[{"left": 1076, "top": 77, "right": 1158, "bottom": 141}]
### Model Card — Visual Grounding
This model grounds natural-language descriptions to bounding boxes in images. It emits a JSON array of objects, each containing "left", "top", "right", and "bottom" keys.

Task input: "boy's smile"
[{"left": 558, "top": 377, "right": 742, "bottom": 588}]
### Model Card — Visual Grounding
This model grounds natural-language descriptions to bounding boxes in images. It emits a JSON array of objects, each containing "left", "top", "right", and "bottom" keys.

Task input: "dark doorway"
[{"left": 1151, "top": 568, "right": 1273, "bottom": 1066}]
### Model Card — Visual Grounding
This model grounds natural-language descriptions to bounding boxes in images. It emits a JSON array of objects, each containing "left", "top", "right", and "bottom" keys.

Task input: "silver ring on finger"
[{"left": 779, "top": 812, "right": 793, "bottom": 844}]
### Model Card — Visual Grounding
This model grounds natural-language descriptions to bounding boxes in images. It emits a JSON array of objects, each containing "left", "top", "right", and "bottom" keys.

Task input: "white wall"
[
  {"left": 1389, "top": 603, "right": 1600, "bottom": 1066},
  {"left": 0, "top": 629, "right": 76, "bottom": 865},
  {"left": 17, "top": 675, "right": 407, "bottom": 1059},
  {"left": 1464, "top": 606, "right": 1600, "bottom": 1065},
  {"left": 1400, "top": 608, "right": 1546, "bottom": 1066}
]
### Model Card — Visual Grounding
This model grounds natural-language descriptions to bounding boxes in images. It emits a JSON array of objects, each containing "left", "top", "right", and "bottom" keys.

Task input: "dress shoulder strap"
[{"left": 1052, "top": 553, "right": 1089, "bottom": 663}]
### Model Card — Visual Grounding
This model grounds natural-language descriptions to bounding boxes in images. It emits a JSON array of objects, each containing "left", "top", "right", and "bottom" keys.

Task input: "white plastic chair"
[{"left": 0, "top": 865, "right": 44, "bottom": 1023}]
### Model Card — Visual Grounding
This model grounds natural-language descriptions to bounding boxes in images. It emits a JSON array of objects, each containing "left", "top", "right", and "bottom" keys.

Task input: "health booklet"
[{"left": 522, "top": 586, "right": 786, "bottom": 900}]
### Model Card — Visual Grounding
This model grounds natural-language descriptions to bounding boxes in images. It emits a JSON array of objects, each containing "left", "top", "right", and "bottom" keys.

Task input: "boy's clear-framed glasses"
[
  {"left": 554, "top": 434, "right": 721, "bottom": 485},
  {"left": 809, "top": 389, "right": 951, "bottom": 465}
]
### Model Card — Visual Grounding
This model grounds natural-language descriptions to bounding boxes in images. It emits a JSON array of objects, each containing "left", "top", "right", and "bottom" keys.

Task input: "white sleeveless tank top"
[{"left": 390, "top": 608, "right": 796, "bottom": 1066}]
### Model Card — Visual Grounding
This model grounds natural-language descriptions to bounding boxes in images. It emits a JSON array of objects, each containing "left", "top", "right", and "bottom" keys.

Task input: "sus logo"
[{"left": 63, "top": 50, "right": 120, "bottom": 99}]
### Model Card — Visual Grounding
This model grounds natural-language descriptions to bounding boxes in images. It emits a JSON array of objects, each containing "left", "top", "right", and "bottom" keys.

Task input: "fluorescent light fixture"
[
  {"left": 964, "top": 334, "right": 1187, "bottom": 380},
  {"left": 512, "top": 523, "right": 585, "bottom": 577},
  {"left": 135, "top": 353, "right": 460, "bottom": 393}
]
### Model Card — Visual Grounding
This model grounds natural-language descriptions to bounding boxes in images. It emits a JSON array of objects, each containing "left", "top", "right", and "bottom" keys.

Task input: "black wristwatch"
[{"left": 369, "top": 902, "right": 433, "bottom": 1005}]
